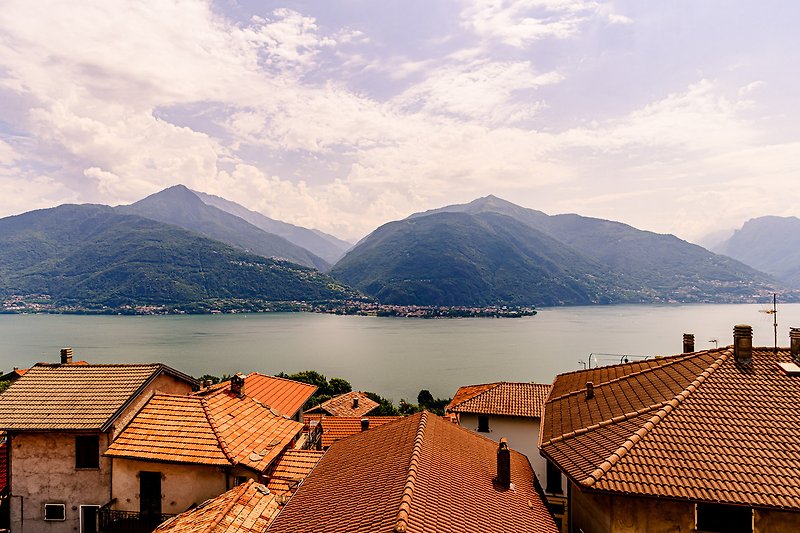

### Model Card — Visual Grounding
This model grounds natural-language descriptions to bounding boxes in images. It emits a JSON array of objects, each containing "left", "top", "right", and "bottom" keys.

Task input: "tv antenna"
[{"left": 759, "top": 293, "right": 778, "bottom": 354}]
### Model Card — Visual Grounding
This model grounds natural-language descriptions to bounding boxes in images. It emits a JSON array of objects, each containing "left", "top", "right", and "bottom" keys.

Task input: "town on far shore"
[{"left": 0, "top": 323, "right": 797, "bottom": 533}]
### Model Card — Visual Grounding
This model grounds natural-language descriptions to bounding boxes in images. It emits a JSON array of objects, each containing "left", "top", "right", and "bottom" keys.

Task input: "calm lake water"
[{"left": 1, "top": 303, "right": 797, "bottom": 402}]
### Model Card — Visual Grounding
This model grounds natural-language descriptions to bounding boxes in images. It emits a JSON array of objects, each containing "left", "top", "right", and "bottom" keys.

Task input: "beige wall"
[
  {"left": 9, "top": 431, "right": 112, "bottom": 533},
  {"left": 457, "top": 413, "right": 567, "bottom": 494},
  {"left": 110, "top": 374, "right": 194, "bottom": 439},
  {"left": 570, "top": 483, "right": 800, "bottom": 533},
  {"left": 111, "top": 458, "right": 228, "bottom": 515}
]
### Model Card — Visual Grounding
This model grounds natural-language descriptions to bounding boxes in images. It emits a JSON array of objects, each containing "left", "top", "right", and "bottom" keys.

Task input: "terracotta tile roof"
[
  {"left": 196, "top": 373, "right": 317, "bottom": 418},
  {"left": 154, "top": 479, "right": 280, "bottom": 533},
  {"left": 266, "top": 449, "right": 323, "bottom": 496},
  {"left": 541, "top": 346, "right": 800, "bottom": 510},
  {"left": 0, "top": 363, "right": 196, "bottom": 431},
  {"left": 320, "top": 416, "right": 403, "bottom": 448},
  {"left": 267, "top": 412, "right": 559, "bottom": 533},
  {"left": 0, "top": 367, "right": 29, "bottom": 381},
  {"left": 446, "top": 381, "right": 551, "bottom": 418},
  {"left": 106, "top": 391, "right": 304, "bottom": 473},
  {"left": 305, "top": 391, "right": 378, "bottom": 417}
]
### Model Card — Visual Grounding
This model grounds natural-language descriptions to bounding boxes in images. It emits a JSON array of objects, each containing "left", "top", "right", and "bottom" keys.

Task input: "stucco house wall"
[
  {"left": 570, "top": 483, "right": 800, "bottom": 533},
  {"left": 9, "top": 432, "right": 112, "bottom": 533},
  {"left": 111, "top": 458, "right": 228, "bottom": 516}
]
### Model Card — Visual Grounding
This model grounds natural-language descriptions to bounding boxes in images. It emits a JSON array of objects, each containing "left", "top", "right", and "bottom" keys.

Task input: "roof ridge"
[
  {"left": 547, "top": 350, "right": 718, "bottom": 404},
  {"left": 201, "top": 397, "right": 237, "bottom": 466},
  {"left": 580, "top": 349, "right": 730, "bottom": 488},
  {"left": 550, "top": 348, "right": 723, "bottom": 380},
  {"left": 393, "top": 412, "right": 428, "bottom": 533},
  {"left": 541, "top": 400, "right": 670, "bottom": 448},
  {"left": 208, "top": 479, "right": 253, "bottom": 531}
]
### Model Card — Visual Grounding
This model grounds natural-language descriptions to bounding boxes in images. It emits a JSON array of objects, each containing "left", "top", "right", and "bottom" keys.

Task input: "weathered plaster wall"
[
  {"left": 754, "top": 508, "right": 800, "bottom": 532},
  {"left": 110, "top": 374, "right": 194, "bottom": 439},
  {"left": 9, "top": 431, "right": 111, "bottom": 533},
  {"left": 111, "top": 458, "right": 227, "bottom": 515}
]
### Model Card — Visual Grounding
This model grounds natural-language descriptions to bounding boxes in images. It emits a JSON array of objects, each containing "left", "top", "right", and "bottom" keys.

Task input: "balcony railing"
[{"left": 99, "top": 508, "right": 176, "bottom": 533}]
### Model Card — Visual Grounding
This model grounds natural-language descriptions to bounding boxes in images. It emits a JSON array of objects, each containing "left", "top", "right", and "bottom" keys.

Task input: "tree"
[
  {"left": 417, "top": 389, "right": 434, "bottom": 407},
  {"left": 329, "top": 377, "right": 352, "bottom": 396},
  {"left": 364, "top": 392, "right": 400, "bottom": 416}
]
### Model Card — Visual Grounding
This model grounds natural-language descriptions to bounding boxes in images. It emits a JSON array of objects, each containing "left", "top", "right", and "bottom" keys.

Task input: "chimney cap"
[{"left": 585, "top": 381, "right": 595, "bottom": 400}]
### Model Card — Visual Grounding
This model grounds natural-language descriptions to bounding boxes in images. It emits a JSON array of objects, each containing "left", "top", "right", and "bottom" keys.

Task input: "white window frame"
[{"left": 44, "top": 503, "right": 66, "bottom": 521}]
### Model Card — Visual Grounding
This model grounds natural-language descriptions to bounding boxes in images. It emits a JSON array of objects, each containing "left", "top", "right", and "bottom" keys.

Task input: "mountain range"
[
  {"left": 0, "top": 204, "right": 358, "bottom": 310},
  {"left": 713, "top": 216, "right": 800, "bottom": 288},
  {"left": 332, "top": 196, "right": 788, "bottom": 306},
  {"left": 1, "top": 188, "right": 793, "bottom": 311}
]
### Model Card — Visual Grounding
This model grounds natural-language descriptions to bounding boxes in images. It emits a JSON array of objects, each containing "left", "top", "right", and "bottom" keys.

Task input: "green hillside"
[
  {"left": 0, "top": 204, "right": 358, "bottom": 309},
  {"left": 333, "top": 197, "right": 789, "bottom": 306}
]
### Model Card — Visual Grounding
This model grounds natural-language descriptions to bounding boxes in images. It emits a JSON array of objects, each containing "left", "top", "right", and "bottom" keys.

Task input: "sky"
[{"left": 1, "top": 1, "right": 798, "bottom": 244}]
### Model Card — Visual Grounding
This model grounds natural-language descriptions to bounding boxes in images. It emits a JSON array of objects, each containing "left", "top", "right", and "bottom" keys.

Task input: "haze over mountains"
[
  {"left": 333, "top": 196, "right": 788, "bottom": 306},
  {"left": 714, "top": 216, "right": 800, "bottom": 288},
  {"left": 0, "top": 188, "right": 794, "bottom": 311}
]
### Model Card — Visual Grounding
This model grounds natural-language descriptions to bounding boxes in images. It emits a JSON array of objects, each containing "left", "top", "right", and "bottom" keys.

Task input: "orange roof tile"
[
  {"left": 541, "top": 345, "right": 800, "bottom": 510},
  {"left": 320, "top": 416, "right": 402, "bottom": 448},
  {"left": 196, "top": 373, "right": 317, "bottom": 418},
  {"left": 446, "top": 381, "right": 551, "bottom": 418},
  {"left": 155, "top": 480, "right": 280, "bottom": 533},
  {"left": 106, "top": 391, "right": 304, "bottom": 473},
  {"left": 0, "top": 363, "right": 196, "bottom": 431},
  {"left": 266, "top": 449, "right": 324, "bottom": 496},
  {"left": 267, "top": 412, "right": 559, "bottom": 533},
  {"left": 305, "top": 391, "right": 379, "bottom": 417}
]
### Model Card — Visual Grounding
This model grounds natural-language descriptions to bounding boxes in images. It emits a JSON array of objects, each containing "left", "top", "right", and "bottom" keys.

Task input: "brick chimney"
[
  {"left": 360, "top": 418, "right": 369, "bottom": 432},
  {"left": 352, "top": 396, "right": 359, "bottom": 409},
  {"left": 683, "top": 333, "right": 695, "bottom": 353},
  {"left": 60, "top": 347, "right": 73, "bottom": 364},
  {"left": 733, "top": 324, "right": 753, "bottom": 363},
  {"left": 230, "top": 373, "right": 245, "bottom": 397},
  {"left": 496, "top": 438, "right": 511, "bottom": 489},
  {"left": 790, "top": 328, "right": 800, "bottom": 361}
]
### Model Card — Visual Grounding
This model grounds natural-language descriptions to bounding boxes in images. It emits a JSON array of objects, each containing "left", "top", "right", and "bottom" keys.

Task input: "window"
[
  {"left": 234, "top": 476, "right": 249, "bottom": 486},
  {"left": 44, "top": 504, "right": 66, "bottom": 521},
  {"left": 696, "top": 503, "right": 752, "bottom": 533},
  {"left": 76, "top": 435, "right": 100, "bottom": 469},
  {"left": 546, "top": 459, "right": 563, "bottom": 494},
  {"left": 477, "top": 415, "right": 490, "bottom": 432}
]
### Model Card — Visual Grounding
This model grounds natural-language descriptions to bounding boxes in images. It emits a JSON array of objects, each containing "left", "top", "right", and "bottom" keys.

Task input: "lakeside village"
[
  {"left": 1, "top": 324, "right": 799, "bottom": 533},
  {"left": 0, "top": 294, "right": 537, "bottom": 318}
]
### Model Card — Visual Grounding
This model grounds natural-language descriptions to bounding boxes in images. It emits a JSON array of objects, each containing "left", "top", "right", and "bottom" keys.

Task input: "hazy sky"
[{"left": 1, "top": 1, "right": 798, "bottom": 242}]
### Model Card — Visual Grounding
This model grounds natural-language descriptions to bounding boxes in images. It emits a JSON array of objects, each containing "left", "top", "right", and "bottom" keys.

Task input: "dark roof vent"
[
  {"left": 352, "top": 397, "right": 359, "bottom": 409},
  {"left": 360, "top": 418, "right": 369, "bottom": 431},
  {"left": 585, "top": 381, "right": 594, "bottom": 400},
  {"left": 733, "top": 324, "right": 753, "bottom": 364},
  {"left": 60, "top": 347, "right": 73, "bottom": 365},
  {"left": 495, "top": 438, "right": 510, "bottom": 490},
  {"left": 683, "top": 333, "right": 695, "bottom": 353}
]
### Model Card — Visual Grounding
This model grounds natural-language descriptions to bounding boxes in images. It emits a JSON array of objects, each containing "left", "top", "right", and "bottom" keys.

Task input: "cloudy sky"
[{"left": 1, "top": 1, "right": 798, "bottom": 243}]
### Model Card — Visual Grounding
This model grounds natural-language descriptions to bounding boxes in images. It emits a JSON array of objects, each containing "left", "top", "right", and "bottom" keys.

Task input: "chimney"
[
  {"left": 203, "top": 379, "right": 212, "bottom": 389},
  {"left": 360, "top": 418, "right": 369, "bottom": 432},
  {"left": 230, "top": 373, "right": 245, "bottom": 397},
  {"left": 585, "top": 381, "right": 594, "bottom": 400},
  {"left": 496, "top": 438, "right": 511, "bottom": 489},
  {"left": 733, "top": 324, "right": 753, "bottom": 363},
  {"left": 352, "top": 396, "right": 359, "bottom": 409},
  {"left": 790, "top": 328, "right": 800, "bottom": 361},
  {"left": 683, "top": 333, "right": 695, "bottom": 353},
  {"left": 60, "top": 347, "right": 73, "bottom": 364}
]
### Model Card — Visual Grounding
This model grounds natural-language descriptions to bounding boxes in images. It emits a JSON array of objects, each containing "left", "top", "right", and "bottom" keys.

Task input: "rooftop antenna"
[
  {"left": 759, "top": 293, "right": 778, "bottom": 354},
  {"left": 708, "top": 339, "right": 718, "bottom": 348}
]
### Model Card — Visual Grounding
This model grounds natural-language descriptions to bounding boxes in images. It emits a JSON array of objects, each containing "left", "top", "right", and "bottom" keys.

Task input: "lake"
[{"left": 1, "top": 303, "right": 797, "bottom": 402}]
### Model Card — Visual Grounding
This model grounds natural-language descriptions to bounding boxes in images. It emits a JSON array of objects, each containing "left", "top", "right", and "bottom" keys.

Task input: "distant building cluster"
[{"left": 0, "top": 325, "right": 799, "bottom": 532}]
